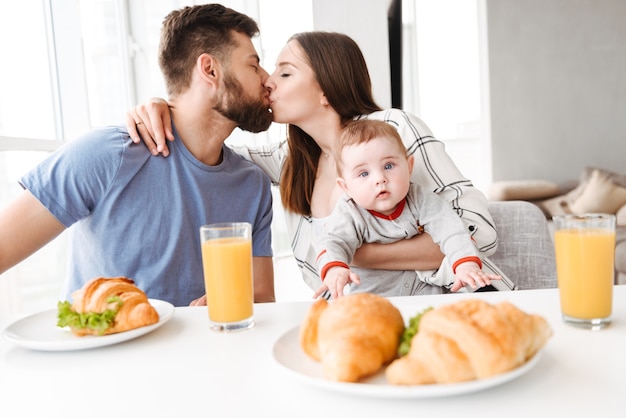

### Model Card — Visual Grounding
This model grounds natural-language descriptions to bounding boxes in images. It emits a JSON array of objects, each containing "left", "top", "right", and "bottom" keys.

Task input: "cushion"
[
  {"left": 580, "top": 166, "right": 626, "bottom": 188},
  {"left": 569, "top": 169, "right": 626, "bottom": 215},
  {"left": 488, "top": 180, "right": 560, "bottom": 201},
  {"left": 535, "top": 194, "right": 572, "bottom": 218},
  {"left": 535, "top": 180, "right": 589, "bottom": 218}
]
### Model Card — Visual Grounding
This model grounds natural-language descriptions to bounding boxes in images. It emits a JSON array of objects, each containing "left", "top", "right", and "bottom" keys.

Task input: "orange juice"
[
  {"left": 555, "top": 228, "right": 615, "bottom": 319},
  {"left": 201, "top": 237, "right": 253, "bottom": 323}
]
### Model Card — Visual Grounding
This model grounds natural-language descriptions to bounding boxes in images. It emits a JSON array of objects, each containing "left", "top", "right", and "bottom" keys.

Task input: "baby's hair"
[{"left": 334, "top": 119, "right": 407, "bottom": 175}]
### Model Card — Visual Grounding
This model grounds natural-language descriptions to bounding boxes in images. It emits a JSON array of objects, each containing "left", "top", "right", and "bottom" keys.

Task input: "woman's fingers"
[
  {"left": 125, "top": 112, "right": 141, "bottom": 143},
  {"left": 144, "top": 99, "right": 174, "bottom": 156},
  {"left": 125, "top": 100, "right": 174, "bottom": 157}
]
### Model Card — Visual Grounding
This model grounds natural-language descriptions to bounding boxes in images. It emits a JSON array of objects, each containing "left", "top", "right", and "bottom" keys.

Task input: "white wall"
[
  {"left": 311, "top": 0, "right": 392, "bottom": 108},
  {"left": 487, "top": 0, "right": 626, "bottom": 184}
]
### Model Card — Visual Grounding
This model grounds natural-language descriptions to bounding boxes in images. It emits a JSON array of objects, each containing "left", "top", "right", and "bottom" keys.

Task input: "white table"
[{"left": 1, "top": 286, "right": 625, "bottom": 418}]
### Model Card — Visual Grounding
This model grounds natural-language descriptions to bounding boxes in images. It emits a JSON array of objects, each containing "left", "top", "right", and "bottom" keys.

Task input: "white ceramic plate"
[
  {"left": 272, "top": 326, "right": 541, "bottom": 399},
  {"left": 2, "top": 299, "right": 174, "bottom": 351}
]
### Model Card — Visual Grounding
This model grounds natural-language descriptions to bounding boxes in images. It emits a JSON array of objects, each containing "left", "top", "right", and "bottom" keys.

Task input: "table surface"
[{"left": 2, "top": 286, "right": 625, "bottom": 418}]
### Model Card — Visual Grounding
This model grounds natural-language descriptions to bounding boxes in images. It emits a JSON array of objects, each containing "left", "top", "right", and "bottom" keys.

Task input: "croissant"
[
  {"left": 66, "top": 277, "right": 159, "bottom": 336},
  {"left": 386, "top": 299, "right": 552, "bottom": 385},
  {"left": 299, "top": 293, "right": 405, "bottom": 382}
]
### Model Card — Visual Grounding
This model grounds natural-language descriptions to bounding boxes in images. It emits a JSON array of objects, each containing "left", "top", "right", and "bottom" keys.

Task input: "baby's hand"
[
  {"left": 313, "top": 267, "right": 361, "bottom": 299},
  {"left": 451, "top": 262, "right": 501, "bottom": 292}
]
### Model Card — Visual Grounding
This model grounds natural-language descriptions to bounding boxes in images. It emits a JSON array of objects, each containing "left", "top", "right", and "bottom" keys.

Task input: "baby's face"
[{"left": 338, "top": 136, "right": 412, "bottom": 216}]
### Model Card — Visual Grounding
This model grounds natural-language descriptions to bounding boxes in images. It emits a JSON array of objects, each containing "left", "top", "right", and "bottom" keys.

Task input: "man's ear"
[
  {"left": 197, "top": 53, "right": 219, "bottom": 88},
  {"left": 407, "top": 154, "right": 415, "bottom": 175}
]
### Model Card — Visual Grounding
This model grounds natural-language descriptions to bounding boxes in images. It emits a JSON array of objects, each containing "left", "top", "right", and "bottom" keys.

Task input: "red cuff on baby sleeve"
[
  {"left": 452, "top": 256, "right": 482, "bottom": 273},
  {"left": 320, "top": 261, "right": 349, "bottom": 280}
]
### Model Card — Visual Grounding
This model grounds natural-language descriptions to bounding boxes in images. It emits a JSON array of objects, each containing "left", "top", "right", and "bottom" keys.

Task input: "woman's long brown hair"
[{"left": 279, "top": 32, "right": 382, "bottom": 216}]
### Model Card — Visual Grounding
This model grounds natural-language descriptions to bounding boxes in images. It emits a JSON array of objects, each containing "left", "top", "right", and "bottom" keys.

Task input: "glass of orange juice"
[
  {"left": 553, "top": 214, "right": 615, "bottom": 330},
  {"left": 200, "top": 222, "right": 254, "bottom": 332}
]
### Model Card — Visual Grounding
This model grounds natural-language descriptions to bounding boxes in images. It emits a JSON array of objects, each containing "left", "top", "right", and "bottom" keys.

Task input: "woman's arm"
[
  {"left": 126, "top": 98, "right": 173, "bottom": 156},
  {"left": 124, "top": 98, "right": 286, "bottom": 184},
  {"left": 352, "top": 233, "right": 444, "bottom": 271}
]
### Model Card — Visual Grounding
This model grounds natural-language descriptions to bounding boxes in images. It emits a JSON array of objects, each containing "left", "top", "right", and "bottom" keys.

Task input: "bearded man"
[{"left": 0, "top": 4, "right": 276, "bottom": 306}]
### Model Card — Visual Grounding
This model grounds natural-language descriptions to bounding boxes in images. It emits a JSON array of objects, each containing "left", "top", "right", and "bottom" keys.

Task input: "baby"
[{"left": 314, "top": 119, "right": 500, "bottom": 299}]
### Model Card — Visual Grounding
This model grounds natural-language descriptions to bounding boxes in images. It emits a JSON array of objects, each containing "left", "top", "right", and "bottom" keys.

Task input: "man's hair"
[
  {"left": 158, "top": 4, "right": 259, "bottom": 96},
  {"left": 334, "top": 119, "right": 406, "bottom": 176}
]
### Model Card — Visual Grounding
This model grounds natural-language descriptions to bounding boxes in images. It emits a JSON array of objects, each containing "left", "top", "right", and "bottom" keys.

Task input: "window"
[{"left": 402, "top": 0, "right": 491, "bottom": 192}]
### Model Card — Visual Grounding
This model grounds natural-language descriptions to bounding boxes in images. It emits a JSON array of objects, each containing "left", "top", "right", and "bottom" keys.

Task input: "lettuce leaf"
[
  {"left": 57, "top": 296, "right": 123, "bottom": 335},
  {"left": 398, "top": 306, "right": 433, "bottom": 357}
]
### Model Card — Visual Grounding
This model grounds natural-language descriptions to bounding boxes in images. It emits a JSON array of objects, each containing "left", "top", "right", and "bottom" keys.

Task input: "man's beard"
[{"left": 214, "top": 74, "right": 273, "bottom": 133}]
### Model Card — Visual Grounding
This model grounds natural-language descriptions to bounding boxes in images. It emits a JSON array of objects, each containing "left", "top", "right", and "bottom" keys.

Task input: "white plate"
[
  {"left": 272, "top": 326, "right": 541, "bottom": 399},
  {"left": 2, "top": 299, "right": 174, "bottom": 351}
]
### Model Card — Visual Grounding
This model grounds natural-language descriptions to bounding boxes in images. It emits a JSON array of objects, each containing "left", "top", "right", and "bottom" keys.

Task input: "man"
[{"left": 0, "top": 4, "right": 275, "bottom": 306}]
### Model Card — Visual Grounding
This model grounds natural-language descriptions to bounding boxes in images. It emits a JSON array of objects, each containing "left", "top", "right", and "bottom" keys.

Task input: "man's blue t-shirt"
[{"left": 20, "top": 125, "right": 273, "bottom": 306}]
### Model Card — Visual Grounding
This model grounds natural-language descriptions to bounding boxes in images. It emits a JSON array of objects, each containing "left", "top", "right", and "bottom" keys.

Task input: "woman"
[{"left": 127, "top": 32, "right": 516, "bottom": 296}]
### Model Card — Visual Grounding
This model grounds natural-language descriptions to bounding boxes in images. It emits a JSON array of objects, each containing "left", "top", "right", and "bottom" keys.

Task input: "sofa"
[
  {"left": 487, "top": 201, "right": 557, "bottom": 289},
  {"left": 488, "top": 166, "right": 626, "bottom": 284}
]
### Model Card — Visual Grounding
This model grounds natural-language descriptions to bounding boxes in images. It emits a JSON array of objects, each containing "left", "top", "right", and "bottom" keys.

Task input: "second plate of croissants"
[{"left": 273, "top": 293, "right": 552, "bottom": 397}]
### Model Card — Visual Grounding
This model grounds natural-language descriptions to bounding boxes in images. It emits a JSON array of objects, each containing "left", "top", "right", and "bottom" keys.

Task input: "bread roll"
[{"left": 299, "top": 293, "right": 405, "bottom": 382}]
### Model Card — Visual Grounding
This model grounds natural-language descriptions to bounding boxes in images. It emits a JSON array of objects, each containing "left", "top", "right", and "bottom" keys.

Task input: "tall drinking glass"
[
  {"left": 553, "top": 214, "right": 615, "bottom": 330},
  {"left": 200, "top": 222, "right": 254, "bottom": 332}
]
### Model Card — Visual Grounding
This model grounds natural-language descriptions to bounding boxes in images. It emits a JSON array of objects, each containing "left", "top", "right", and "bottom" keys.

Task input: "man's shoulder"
[
  {"left": 74, "top": 124, "right": 129, "bottom": 141},
  {"left": 64, "top": 125, "right": 132, "bottom": 154},
  {"left": 47, "top": 125, "right": 130, "bottom": 165}
]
